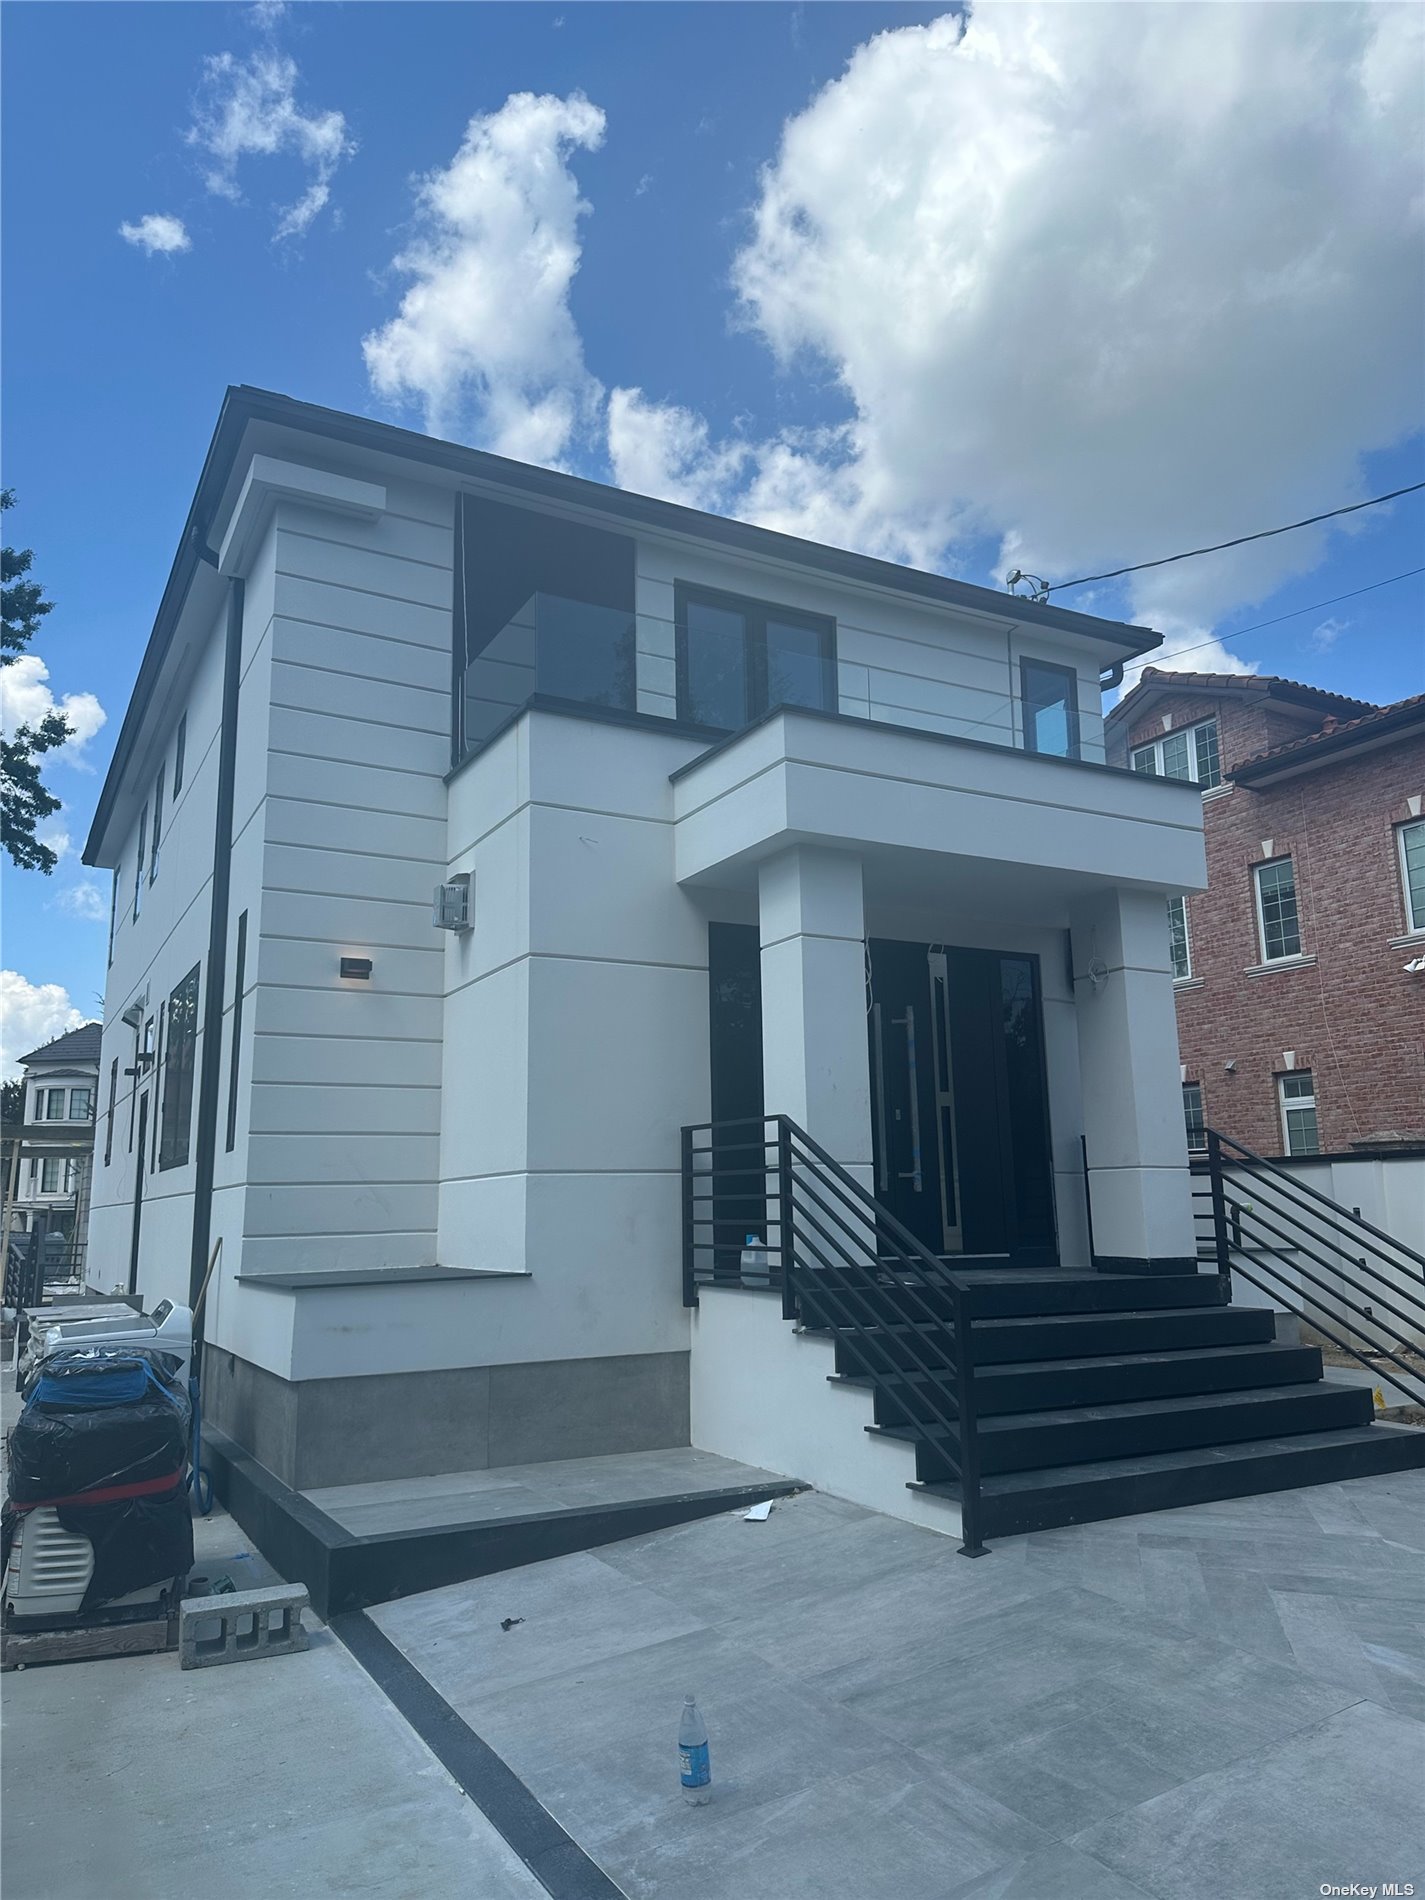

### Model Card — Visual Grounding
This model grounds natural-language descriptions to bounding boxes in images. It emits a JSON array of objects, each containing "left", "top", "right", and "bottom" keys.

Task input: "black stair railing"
[
  {"left": 1195, "top": 1128, "right": 1425, "bottom": 1410},
  {"left": 682, "top": 1114, "right": 989, "bottom": 1556}
]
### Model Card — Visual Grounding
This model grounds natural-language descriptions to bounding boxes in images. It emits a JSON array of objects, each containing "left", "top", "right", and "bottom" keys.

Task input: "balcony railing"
[{"left": 460, "top": 592, "right": 637, "bottom": 751}]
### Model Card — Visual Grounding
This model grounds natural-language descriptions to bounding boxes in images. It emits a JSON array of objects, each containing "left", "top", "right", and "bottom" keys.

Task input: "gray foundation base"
[{"left": 202, "top": 1346, "right": 690, "bottom": 1490}]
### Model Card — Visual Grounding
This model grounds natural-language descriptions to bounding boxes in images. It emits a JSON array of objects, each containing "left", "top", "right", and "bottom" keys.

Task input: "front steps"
[{"left": 802, "top": 1268, "right": 1425, "bottom": 1540}]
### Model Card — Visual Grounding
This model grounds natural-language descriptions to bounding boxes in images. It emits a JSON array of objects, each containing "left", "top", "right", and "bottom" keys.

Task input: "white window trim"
[
  {"left": 1253, "top": 856, "right": 1304, "bottom": 965},
  {"left": 1167, "top": 893, "right": 1192, "bottom": 982},
  {"left": 1131, "top": 717, "right": 1222, "bottom": 789},
  {"left": 1277, "top": 1072, "right": 1320, "bottom": 1157},
  {"left": 1397, "top": 819, "right": 1425, "bottom": 936},
  {"left": 1182, "top": 1081, "right": 1207, "bottom": 1152}
]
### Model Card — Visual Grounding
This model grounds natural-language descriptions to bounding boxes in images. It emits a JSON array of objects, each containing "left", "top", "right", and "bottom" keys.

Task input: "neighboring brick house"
[{"left": 1105, "top": 670, "right": 1425, "bottom": 1159}]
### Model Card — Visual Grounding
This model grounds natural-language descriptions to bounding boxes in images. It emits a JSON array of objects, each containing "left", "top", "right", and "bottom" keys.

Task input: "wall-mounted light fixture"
[{"left": 339, "top": 957, "right": 373, "bottom": 981}]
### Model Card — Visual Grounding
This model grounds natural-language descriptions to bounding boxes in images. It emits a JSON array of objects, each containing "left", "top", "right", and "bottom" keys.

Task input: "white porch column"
[
  {"left": 758, "top": 847, "right": 873, "bottom": 1175},
  {"left": 1070, "top": 886, "right": 1197, "bottom": 1272}
]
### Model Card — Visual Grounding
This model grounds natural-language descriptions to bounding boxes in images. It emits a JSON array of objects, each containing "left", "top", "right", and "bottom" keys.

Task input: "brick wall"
[{"left": 1113, "top": 689, "right": 1425, "bottom": 1155}]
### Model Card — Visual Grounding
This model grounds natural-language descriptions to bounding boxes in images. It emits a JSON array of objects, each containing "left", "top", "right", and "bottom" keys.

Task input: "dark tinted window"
[
  {"left": 677, "top": 584, "right": 835, "bottom": 732},
  {"left": 158, "top": 964, "right": 199, "bottom": 1171},
  {"left": 1020, "top": 659, "right": 1081, "bottom": 759}
]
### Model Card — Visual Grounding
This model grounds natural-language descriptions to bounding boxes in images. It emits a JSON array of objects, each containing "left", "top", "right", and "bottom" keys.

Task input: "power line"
[
  {"left": 1137, "top": 564, "right": 1425, "bottom": 671},
  {"left": 1007, "top": 481, "right": 1425, "bottom": 602}
]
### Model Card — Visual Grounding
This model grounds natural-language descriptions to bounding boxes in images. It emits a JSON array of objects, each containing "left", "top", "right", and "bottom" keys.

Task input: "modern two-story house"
[{"left": 80, "top": 389, "right": 1423, "bottom": 1548}]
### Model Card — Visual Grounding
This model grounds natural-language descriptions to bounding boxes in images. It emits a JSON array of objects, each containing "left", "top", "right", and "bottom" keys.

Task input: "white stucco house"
[{"left": 81, "top": 389, "right": 1422, "bottom": 1545}]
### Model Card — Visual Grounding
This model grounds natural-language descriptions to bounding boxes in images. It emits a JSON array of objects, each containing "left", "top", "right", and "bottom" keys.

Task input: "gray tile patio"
[
  {"left": 372, "top": 1466, "right": 1425, "bottom": 1900},
  {"left": 303, "top": 1444, "right": 790, "bottom": 1535}
]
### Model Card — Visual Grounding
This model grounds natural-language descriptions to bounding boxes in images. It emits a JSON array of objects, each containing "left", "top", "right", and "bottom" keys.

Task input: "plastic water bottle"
[
  {"left": 678, "top": 1695, "right": 711, "bottom": 1805},
  {"left": 740, "top": 1233, "right": 770, "bottom": 1289}
]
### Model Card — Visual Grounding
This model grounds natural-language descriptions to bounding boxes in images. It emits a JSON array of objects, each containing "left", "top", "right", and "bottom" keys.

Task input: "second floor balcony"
[{"left": 459, "top": 592, "right": 637, "bottom": 753}]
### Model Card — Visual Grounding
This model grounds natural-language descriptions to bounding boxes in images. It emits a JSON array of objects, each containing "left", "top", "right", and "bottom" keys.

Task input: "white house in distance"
[
  {"left": 3, "top": 1022, "right": 102, "bottom": 1278},
  {"left": 81, "top": 388, "right": 1423, "bottom": 1544}
]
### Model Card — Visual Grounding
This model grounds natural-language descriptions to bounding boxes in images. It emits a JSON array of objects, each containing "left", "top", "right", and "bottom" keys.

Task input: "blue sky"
[{"left": 2, "top": 1, "right": 1422, "bottom": 1067}]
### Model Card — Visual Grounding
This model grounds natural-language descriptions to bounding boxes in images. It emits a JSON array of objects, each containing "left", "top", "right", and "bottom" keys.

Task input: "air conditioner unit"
[{"left": 432, "top": 875, "right": 472, "bottom": 932}]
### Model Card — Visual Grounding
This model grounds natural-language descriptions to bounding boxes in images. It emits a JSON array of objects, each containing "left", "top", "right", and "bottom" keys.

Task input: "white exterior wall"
[{"left": 633, "top": 533, "right": 1107, "bottom": 761}]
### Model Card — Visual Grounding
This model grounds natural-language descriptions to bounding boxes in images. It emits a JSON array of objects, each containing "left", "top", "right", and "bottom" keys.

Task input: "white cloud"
[
  {"left": 1309, "top": 616, "right": 1348, "bottom": 653},
  {"left": 363, "top": 92, "right": 606, "bottom": 465},
  {"left": 610, "top": 4, "right": 1424, "bottom": 658},
  {"left": 188, "top": 49, "right": 355, "bottom": 239},
  {"left": 51, "top": 879, "right": 108, "bottom": 924},
  {"left": 0, "top": 655, "right": 107, "bottom": 769},
  {"left": 119, "top": 213, "right": 191, "bottom": 256},
  {"left": 0, "top": 972, "right": 84, "bottom": 1082},
  {"left": 36, "top": 820, "right": 71, "bottom": 864}
]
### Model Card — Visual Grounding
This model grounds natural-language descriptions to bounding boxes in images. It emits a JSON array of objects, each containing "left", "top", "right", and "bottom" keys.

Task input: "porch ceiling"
[{"left": 671, "top": 707, "right": 1207, "bottom": 901}]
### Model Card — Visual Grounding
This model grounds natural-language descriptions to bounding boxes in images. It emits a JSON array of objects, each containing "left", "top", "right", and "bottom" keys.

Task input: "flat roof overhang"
[
  {"left": 85, "top": 385, "right": 1163, "bottom": 865},
  {"left": 671, "top": 706, "right": 1208, "bottom": 908}
]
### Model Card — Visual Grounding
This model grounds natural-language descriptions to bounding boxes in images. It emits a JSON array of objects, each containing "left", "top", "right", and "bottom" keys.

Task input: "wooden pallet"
[{"left": 2, "top": 1610, "right": 177, "bottom": 1671}]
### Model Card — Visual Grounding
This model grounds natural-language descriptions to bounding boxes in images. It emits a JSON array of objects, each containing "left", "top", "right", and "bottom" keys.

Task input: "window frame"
[
  {"left": 1253, "top": 856, "right": 1304, "bottom": 964},
  {"left": 68, "top": 1087, "right": 93, "bottom": 1121},
  {"left": 674, "top": 581, "right": 837, "bottom": 734},
  {"left": 40, "top": 1157, "right": 64, "bottom": 1195},
  {"left": 104, "top": 1058, "right": 118, "bottom": 1166},
  {"left": 1397, "top": 818, "right": 1425, "bottom": 934},
  {"left": 42, "top": 1088, "right": 66, "bottom": 1122},
  {"left": 133, "top": 804, "right": 147, "bottom": 921},
  {"left": 1131, "top": 717, "right": 1222, "bottom": 790},
  {"left": 1167, "top": 894, "right": 1192, "bottom": 981},
  {"left": 149, "top": 763, "right": 164, "bottom": 885},
  {"left": 1019, "top": 657, "right": 1082, "bottom": 761},
  {"left": 1278, "top": 1070, "right": 1321, "bottom": 1156},
  {"left": 158, "top": 963, "right": 200, "bottom": 1172},
  {"left": 1182, "top": 1081, "right": 1206, "bottom": 1152},
  {"left": 172, "top": 713, "right": 186, "bottom": 798}
]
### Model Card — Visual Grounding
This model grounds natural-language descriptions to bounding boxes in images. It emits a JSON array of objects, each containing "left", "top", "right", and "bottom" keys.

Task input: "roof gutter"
[{"left": 1230, "top": 700, "right": 1425, "bottom": 786}]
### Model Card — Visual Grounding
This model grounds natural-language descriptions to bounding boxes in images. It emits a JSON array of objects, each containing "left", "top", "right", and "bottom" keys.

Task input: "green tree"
[{"left": 2, "top": 489, "right": 70, "bottom": 874}]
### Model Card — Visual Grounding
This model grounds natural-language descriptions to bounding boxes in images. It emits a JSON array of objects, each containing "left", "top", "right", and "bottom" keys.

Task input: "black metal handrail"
[
  {"left": 682, "top": 1114, "right": 988, "bottom": 1556},
  {"left": 1195, "top": 1128, "right": 1425, "bottom": 1409}
]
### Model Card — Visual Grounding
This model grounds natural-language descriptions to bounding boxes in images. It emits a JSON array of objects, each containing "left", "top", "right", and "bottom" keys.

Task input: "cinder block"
[{"left": 179, "top": 1583, "right": 309, "bottom": 1670}]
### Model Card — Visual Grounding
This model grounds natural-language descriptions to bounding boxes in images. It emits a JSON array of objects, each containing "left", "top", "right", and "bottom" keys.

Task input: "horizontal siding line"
[
  {"left": 252, "top": 1130, "right": 440, "bottom": 1140},
  {"left": 446, "top": 792, "right": 672, "bottom": 865},
  {"left": 108, "top": 869, "right": 216, "bottom": 994},
  {"left": 260, "top": 929, "right": 443, "bottom": 955},
  {"left": 289, "top": 498, "right": 450, "bottom": 535},
  {"left": 273, "top": 563, "right": 451, "bottom": 614},
  {"left": 247, "top": 1176, "right": 440, "bottom": 1189},
  {"left": 441, "top": 946, "right": 707, "bottom": 1002},
  {"left": 441, "top": 1167, "right": 679, "bottom": 1182},
  {"left": 252, "top": 1028, "right": 444, "bottom": 1043},
  {"left": 260, "top": 882, "right": 433, "bottom": 910},
  {"left": 267, "top": 744, "right": 445, "bottom": 785},
  {"left": 265, "top": 790, "right": 445, "bottom": 829},
  {"left": 237, "top": 1231, "right": 438, "bottom": 1243},
  {"left": 264, "top": 833, "right": 444, "bottom": 872},
  {"left": 278, "top": 523, "right": 452, "bottom": 576},
  {"left": 270, "top": 653, "right": 449, "bottom": 701},
  {"left": 268, "top": 697, "right": 448, "bottom": 741},
  {"left": 271, "top": 609, "right": 448, "bottom": 657},
  {"left": 862, "top": 669, "right": 1014, "bottom": 708},
  {"left": 250, "top": 1078, "right": 441, "bottom": 1091},
  {"left": 257, "top": 980, "right": 442, "bottom": 1001}
]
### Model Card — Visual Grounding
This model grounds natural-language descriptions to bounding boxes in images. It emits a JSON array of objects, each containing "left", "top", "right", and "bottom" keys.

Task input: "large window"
[
  {"left": 158, "top": 964, "right": 200, "bottom": 1170},
  {"left": 68, "top": 1088, "right": 93, "bottom": 1120},
  {"left": 453, "top": 494, "right": 636, "bottom": 758},
  {"left": 676, "top": 584, "right": 836, "bottom": 732},
  {"left": 41, "top": 1088, "right": 66, "bottom": 1121},
  {"left": 1167, "top": 895, "right": 1192, "bottom": 980},
  {"left": 1020, "top": 659, "right": 1081, "bottom": 760},
  {"left": 1398, "top": 819, "right": 1425, "bottom": 934},
  {"left": 1254, "top": 857, "right": 1303, "bottom": 963},
  {"left": 1182, "top": 1082, "right": 1206, "bottom": 1152},
  {"left": 1132, "top": 718, "right": 1221, "bottom": 790},
  {"left": 1279, "top": 1071, "right": 1320, "bottom": 1156}
]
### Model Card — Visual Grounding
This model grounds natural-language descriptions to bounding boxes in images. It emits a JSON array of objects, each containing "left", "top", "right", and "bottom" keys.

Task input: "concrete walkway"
[
  {"left": 0, "top": 1507, "right": 546, "bottom": 1900},
  {"left": 369, "top": 1471, "right": 1425, "bottom": 1900}
]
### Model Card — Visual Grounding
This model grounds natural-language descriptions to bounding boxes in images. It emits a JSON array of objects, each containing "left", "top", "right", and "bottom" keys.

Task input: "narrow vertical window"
[
  {"left": 172, "top": 713, "right": 187, "bottom": 796},
  {"left": 1278, "top": 1071, "right": 1320, "bottom": 1156},
  {"left": 1182, "top": 1082, "right": 1206, "bottom": 1152},
  {"left": 1167, "top": 895, "right": 1192, "bottom": 980},
  {"left": 1020, "top": 659, "right": 1081, "bottom": 759},
  {"left": 225, "top": 911, "right": 248, "bottom": 1153},
  {"left": 133, "top": 806, "right": 147, "bottom": 920},
  {"left": 1254, "top": 857, "right": 1302, "bottom": 962},
  {"left": 150, "top": 1003, "right": 165, "bottom": 1170},
  {"left": 150, "top": 764, "right": 164, "bottom": 883},
  {"left": 107, "top": 870, "right": 119, "bottom": 967},
  {"left": 1397, "top": 819, "right": 1425, "bottom": 934},
  {"left": 104, "top": 1058, "right": 118, "bottom": 1166},
  {"left": 159, "top": 964, "right": 200, "bottom": 1170}
]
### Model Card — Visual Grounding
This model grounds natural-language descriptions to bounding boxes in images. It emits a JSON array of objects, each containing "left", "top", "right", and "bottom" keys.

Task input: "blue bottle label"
[{"left": 679, "top": 1741, "right": 710, "bottom": 1788}]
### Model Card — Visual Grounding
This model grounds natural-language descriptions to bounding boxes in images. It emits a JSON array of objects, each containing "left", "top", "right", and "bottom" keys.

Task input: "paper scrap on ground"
[{"left": 744, "top": 1500, "right": 774, "bottom": 1521}]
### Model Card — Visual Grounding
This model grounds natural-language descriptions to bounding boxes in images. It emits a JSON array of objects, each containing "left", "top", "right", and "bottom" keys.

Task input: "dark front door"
[{"left": 867, "top": 939, "right": 1056, "bottom": 1265}]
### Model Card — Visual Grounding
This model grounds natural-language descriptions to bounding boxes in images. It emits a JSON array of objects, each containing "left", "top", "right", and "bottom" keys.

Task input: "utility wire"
[
  {"left": 1140, "top": 564, "right": 1425, "bottom": 671},
  {"left": 1011, "top": 481, "right": 1425, "bottom": 600}
]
